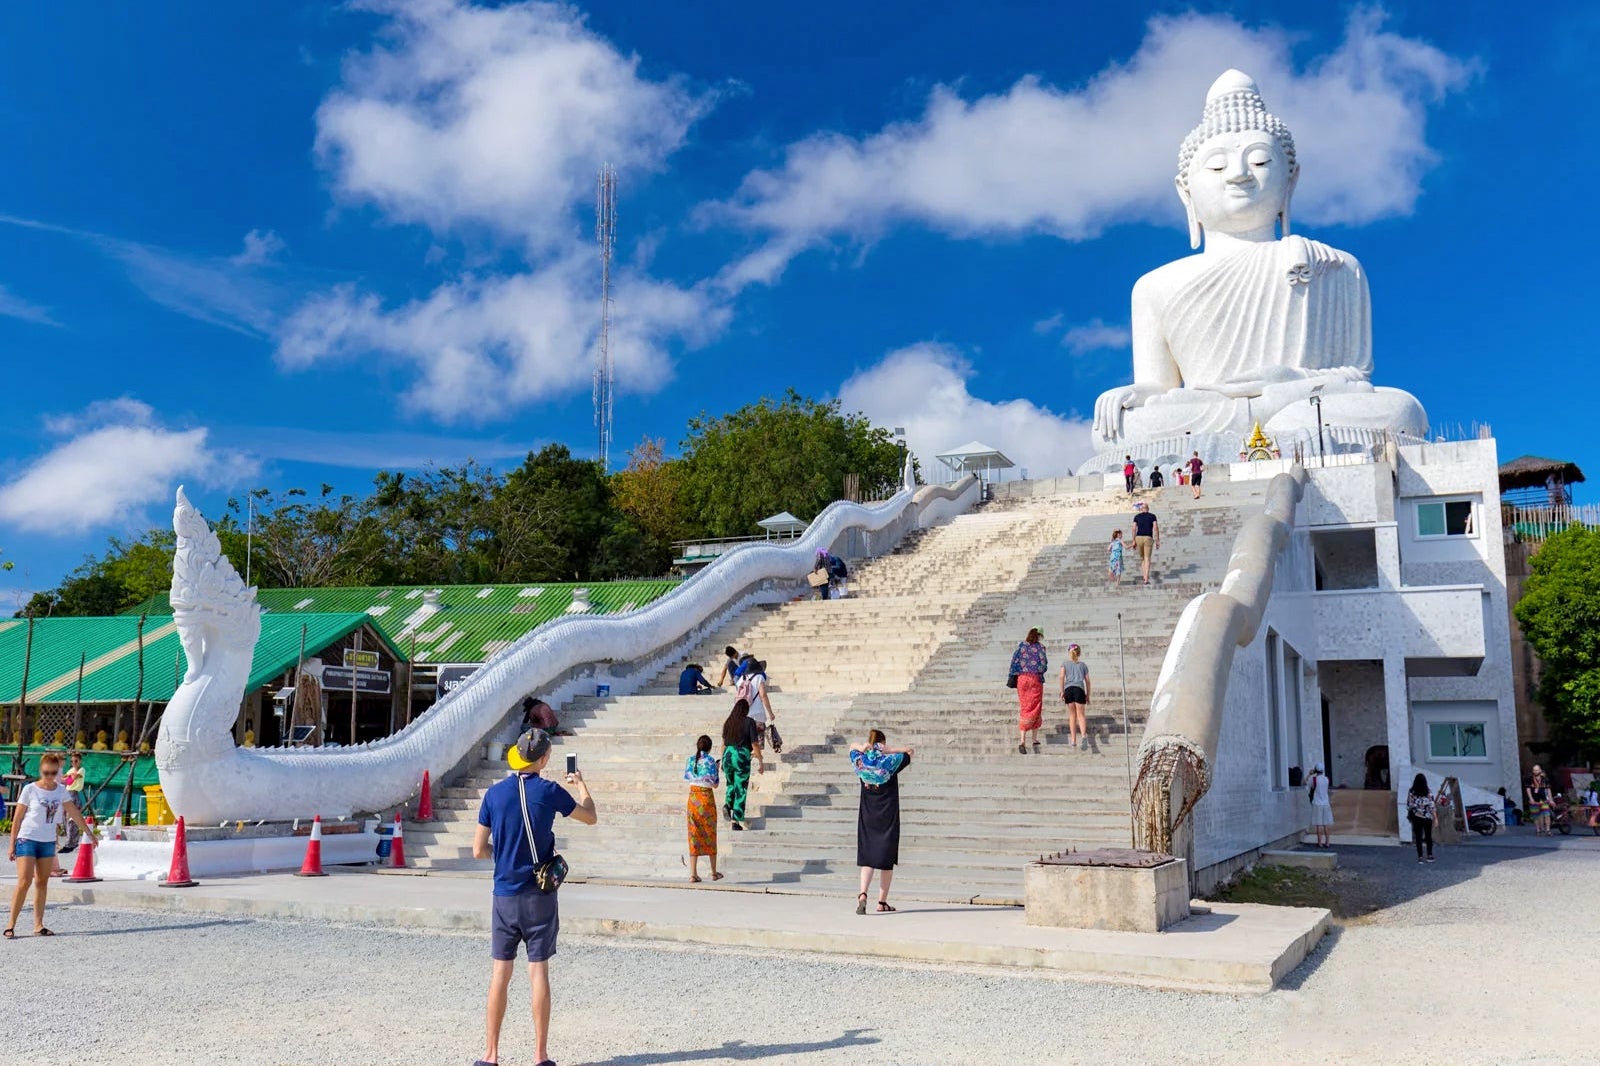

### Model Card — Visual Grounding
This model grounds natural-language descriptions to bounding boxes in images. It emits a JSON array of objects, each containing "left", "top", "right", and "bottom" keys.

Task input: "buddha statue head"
[
  {"left": 1176, "top": 70, "right": 1298, "bottom": 249},
  {"left": 52, "top": 729, "right": 66, "bottom": 746}
]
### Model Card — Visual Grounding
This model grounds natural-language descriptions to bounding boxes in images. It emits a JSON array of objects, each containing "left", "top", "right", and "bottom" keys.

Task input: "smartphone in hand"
[{"left": 566, "top": 753, "right": 577, "bottom": 776}]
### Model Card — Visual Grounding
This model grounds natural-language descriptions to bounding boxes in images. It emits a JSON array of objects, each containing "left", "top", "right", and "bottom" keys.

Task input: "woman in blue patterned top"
[{"left": 684, "top": 735, "right": 723, "bottom": 883}]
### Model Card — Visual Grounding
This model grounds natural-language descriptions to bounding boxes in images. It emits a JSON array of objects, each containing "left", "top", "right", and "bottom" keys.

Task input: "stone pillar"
[
  {"left": 1383, "top": 654, "right": 1412, "bottom": 842},
  {"left": 1373, "top": 525, "right": 1401, "bottom": 591}
]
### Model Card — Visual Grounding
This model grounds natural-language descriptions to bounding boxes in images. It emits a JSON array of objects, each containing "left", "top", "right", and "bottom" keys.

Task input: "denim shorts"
[
  {"left": 491, "top": 890, "right": 559, "bottom": 962},
  {"left": 15, "top": 838, "right": 57, "bottom": 859}
]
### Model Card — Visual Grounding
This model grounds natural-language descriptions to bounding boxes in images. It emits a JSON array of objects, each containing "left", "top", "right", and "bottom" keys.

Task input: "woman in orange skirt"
[
  {"left": 684, "top": 734, "right": 724, "bottom": 882},
  {"left": 1008, "top": 627, "right": 1049, "bottom": 754}
]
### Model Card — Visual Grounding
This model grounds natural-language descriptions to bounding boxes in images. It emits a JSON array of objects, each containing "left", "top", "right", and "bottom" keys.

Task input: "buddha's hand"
[
  {"left": 1304, "top": 365, "right": 1369, "bottom": 385},
  {"left": 1093, "top": 384, "right": 1162, "bottom": 440}
]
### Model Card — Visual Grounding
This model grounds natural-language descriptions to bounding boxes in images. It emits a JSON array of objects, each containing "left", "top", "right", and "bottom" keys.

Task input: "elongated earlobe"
[
  {"left": 1186, "top": 202, "right": 1203, "bottom": 249},
  {"left": 1279, "top": 206, "right": 1292, "bottom": 238}
]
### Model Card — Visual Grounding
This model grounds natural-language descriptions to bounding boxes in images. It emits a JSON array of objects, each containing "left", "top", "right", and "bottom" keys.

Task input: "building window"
[
  {"left": 1416, "top": 499, "right": 1475, "bottom": 538},
  {"left": 1427, "top": 721, "right": 1488, "bottom": 760}
]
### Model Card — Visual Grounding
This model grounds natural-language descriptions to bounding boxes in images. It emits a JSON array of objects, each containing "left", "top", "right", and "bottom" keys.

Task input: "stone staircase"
[{"left": 404, "top": 480, "right": 1267, "bottom": 902}]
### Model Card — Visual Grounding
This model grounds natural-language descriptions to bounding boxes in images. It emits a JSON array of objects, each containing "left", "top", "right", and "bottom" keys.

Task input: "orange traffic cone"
[
  {"left": 65, "top": 815, "right": 102, "bottom": 883},
  {"left": 109, "top": 810, "right": 125, "bottom": 841},
  {"left": 161, "top": 816, "right": 199, "bottom": 888},
  {"left": 390, "top": 812, "right": 406, "bottom": 869},
  {"left": 295, "top": 815, "right": 329, "bottom": 877},
  {"left": 416, "top": 771, "right": 435, "bottom": 822}
]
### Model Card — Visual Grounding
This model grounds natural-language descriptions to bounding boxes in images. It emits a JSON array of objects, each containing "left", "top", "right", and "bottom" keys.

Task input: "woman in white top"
[
  {"left": 1307, "top": 765, "right": 1333, "bottom": 848},
  {"left": 1059, "top": 645, "right": 1091, "bottom": 751},
  {"left": 8, "top": 752, "right": 96, "bottom": 938}
]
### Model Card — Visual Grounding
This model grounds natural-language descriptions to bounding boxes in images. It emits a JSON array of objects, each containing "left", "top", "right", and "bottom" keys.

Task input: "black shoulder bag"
[{"left": 518, "top": 774, "right": 568, "bottom": 893}]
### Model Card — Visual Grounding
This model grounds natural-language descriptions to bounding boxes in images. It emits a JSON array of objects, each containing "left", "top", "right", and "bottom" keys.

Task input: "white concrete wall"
[
  {"left": 1395, "top": 440, "right": 1520, "bottom": 797},
  {"left": 1409, "top": 699, "right": 1503, "bottom": 791}
]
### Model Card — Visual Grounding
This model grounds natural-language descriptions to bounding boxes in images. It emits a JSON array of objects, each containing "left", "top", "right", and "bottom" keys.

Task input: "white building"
[{"left": 1192, "top": 437, "right": 1518, "bottom": 867}]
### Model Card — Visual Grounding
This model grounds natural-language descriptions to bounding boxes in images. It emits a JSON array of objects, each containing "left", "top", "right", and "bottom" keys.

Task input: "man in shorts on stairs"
[{"left": 1131, "top": 502, "right": 1160, "bottom": 586}]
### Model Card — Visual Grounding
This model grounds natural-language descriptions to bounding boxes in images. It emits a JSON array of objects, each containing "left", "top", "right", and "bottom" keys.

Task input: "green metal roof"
[
  {"left": 124, "top": 579, "right": 681, "bottom": 665},
  {"left": 0, "top": 613, "right": 387, "bottom": 704}
]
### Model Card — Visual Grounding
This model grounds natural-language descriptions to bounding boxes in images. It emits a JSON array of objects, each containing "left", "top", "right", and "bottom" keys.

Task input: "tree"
[
  {"left": 1514, "top": 526, "right": 1600, "bottom": 758},
  {"left": 679, "top": 390, "right": 904, "bottom": 537},
  {"left": 497, "top": 444, "right": 615, "bottom": 581},
  {"left": 610, "top": 437, "right": 690, "bottom": 575},
  {"left": 239, "top": 486, "right": 386, "bottom": 588}
]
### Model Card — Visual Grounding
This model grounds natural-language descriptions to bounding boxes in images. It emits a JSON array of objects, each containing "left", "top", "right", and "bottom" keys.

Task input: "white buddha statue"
[{"left": 1092, "top": 70, "right": 1427, "bottom": 447}]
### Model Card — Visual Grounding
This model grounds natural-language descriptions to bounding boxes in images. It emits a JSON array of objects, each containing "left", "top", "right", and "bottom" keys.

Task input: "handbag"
[
  {"left": 1006, "top": 673, "right": 1018, "bottom": 689},
  {"left": 517, "top": 774, "right": 568, "bottom": 894}
]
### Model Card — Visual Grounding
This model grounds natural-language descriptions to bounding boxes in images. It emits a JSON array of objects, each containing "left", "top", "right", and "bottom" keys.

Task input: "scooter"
[{"left": 1465, "top": 803, "right": 1500, "bottom": 836}]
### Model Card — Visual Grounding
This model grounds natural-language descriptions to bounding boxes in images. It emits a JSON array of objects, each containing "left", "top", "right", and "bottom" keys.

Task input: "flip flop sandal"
[
  {"left": 471, "top": 1060, "right": 498, "bottom": 1066},
  {"left": 856, "top": 893, "right": 868, "bottom": 915},
  {"left": 876, "top": 901, "right": 896, "bottom": 913},
  {"left": 690, "top": 876, "right": 702, "bottom": 883},
  {"left": 3, "top": 928, "right": 14, "bottom": 939},
  {"left": 712, "top": 872, "right": 725, "bottom": 881},
  {"left": 35, "top": 927, "right": 54, "bottom": 936}
]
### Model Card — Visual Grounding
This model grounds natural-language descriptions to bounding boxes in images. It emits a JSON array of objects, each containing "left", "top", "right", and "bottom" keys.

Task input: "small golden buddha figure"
[
  {"left": 93, "top": 729, "right": 110, "bottom": 751},
  {"left": 113, "top": 730, "right": 131, "bottom": 752}
]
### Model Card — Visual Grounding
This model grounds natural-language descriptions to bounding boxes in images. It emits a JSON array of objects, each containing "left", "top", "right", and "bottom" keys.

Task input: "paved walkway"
[{"left": 21, "top": 866, "right": 1325, "bottom": 993}]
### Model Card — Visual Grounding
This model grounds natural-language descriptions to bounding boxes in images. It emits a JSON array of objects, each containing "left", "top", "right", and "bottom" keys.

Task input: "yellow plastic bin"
[{"left": 143, "top": 785, "right": 174, "bottom": 826}]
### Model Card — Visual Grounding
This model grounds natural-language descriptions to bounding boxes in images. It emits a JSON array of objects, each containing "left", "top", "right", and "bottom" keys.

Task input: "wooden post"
[
  {"left": 72, "top": 652, "right": 86, "bottom": 751},
  {"left": 348, "top": 632, "right": 362, "bottom": 746},
  {"left": 121, "top": 615, "right": 148, "bottom": 825},
  {"left": 404, "top": 634, "right": 417, "bottom": 727},
  {"left": 14, "top": 613, "right": 35, "bottom": 773}
]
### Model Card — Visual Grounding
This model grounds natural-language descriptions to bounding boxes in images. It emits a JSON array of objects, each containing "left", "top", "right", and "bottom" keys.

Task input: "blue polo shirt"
[{"left": 478, "top": 772, "right": 577, "bottom": 897}]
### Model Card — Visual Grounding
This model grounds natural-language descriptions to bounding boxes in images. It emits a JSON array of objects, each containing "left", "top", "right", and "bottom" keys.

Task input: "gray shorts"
[{"left": 491, "top": 890, "right": 560, "bottom": 962}]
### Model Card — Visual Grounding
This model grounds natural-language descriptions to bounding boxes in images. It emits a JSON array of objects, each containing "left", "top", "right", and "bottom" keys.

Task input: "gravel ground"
[{"left": 3, "top": 844, "right": 1593, "bottom": 1066}]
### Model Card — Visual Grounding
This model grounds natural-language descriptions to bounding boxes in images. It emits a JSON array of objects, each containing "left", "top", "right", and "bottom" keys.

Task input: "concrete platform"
[
  {"left": 30, "top": 869, "right": 1329, "bottom": 994},
  {"left": 1262, "top": 848, "right": 1338, "bottom": 870}
]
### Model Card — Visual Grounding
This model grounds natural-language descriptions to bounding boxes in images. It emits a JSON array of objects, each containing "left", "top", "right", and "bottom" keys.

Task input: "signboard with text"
[
  {"left": 343, "top": 649, "right": 380, "bottom": 670},
  {"left": 322, "top": 666, "right": 391, "bottom": 694},
  {"left": 436, "top": 665, "right": 478, "bottom": 696}
]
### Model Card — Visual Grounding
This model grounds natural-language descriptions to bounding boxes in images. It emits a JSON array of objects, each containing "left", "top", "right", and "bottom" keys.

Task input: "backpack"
[
  {"left": 736, "top": 672, "right": 756, "bottom": 703},
  {"left": 1306, "top": 772, "right": 1321, "bottom": 801}
]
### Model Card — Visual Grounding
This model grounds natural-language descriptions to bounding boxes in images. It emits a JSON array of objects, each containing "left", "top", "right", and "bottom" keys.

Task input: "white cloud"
[
  {"left": 278, "top": 259, "right": 725, "bottom": 422},
  {"left": 0, "top": 400, "right": 256, "bottom": 534},
  {"left": 838, "top": 343, "right": 1093, "bottom": 479},
  {"left": 315, "top": 0, "right": 706, "bottom": 248},
  {"left": 0, "top": 284, "right": 59, "bottom": 327},
  {"left": 713, "top": 9, "right": 1473, "bottom": 286},
  {"left": 1032, "top": 312, "right": 1064, "bottom": 336},
  {"left": 231, "top": 229, "right": 287, "bottom": 267},
  {"left": 0, "top": 216, "right": 285, "bottom": 337},
  {"left": 282, "top": 0, "right": 725, "bottom": 418},
  {"left": 1060, "top": 318, "right": 1132, "bottom": 356}
]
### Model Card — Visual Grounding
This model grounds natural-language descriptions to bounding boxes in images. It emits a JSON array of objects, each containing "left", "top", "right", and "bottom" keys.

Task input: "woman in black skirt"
[{"left": 850, "top": 728, "right": 914, "bottom": 914}]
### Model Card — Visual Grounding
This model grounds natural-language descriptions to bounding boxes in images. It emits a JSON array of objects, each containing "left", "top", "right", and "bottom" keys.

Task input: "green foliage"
[
  {"left": 1514, "top": 526, "right": 1600, "bottom": 757},
  {"left": 679, "top": 390, "right": 904, "bottom": 537},
  {"left": 23, "top": 394, "right": 907, "bottom": 609}
]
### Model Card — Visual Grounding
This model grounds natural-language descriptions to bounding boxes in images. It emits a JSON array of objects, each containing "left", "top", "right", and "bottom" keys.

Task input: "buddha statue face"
[
  {"left": 1180, "top": 131, "right": 1296, "bottom": 241},
  {"left": 1175, "top": 70, "right": 1300, "bottom": 249}
]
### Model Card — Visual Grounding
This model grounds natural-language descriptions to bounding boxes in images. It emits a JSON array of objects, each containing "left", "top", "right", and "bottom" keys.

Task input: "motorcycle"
[{"left": 1465, "top": 803, "right": 1501, "bottom": 836}]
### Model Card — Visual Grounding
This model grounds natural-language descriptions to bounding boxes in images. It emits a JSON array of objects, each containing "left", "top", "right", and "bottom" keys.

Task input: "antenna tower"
[{"left": 593, "top": 163, "right": 617, "bottom": 472}]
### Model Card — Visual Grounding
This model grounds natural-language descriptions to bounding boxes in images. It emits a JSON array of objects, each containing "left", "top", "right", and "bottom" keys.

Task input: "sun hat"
[{"left": 506, "top": 729, "right": 552, "bottom": 771}]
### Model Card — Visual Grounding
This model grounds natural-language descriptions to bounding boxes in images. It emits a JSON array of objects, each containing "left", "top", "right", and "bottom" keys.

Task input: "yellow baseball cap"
[{"left": 506, "top": 729, "right": 551, "bottom": 771}]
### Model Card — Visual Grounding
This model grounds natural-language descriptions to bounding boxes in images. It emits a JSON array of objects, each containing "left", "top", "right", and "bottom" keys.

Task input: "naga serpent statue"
[{"left": 156, "top": 466, "right": 966, "bottom": 823}]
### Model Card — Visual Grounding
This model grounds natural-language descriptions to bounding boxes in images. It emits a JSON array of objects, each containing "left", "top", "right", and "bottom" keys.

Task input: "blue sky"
[{"left": 0, "top": 1, "right": 1595, "bottom": 603}]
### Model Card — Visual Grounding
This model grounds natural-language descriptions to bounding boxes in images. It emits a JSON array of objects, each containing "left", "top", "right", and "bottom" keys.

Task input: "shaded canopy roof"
[
  {"left": 1498, "top": 455, "right": 1586, "bottom": 492},
  {"left": 757, "top": 511, "right": 808, "bottom": 535},
  {"left": 125, "top": 579, "right": 680, "bottom": 665},
  {"left": 0, "top": 613, "right": 393, "bottom": 705},
  {"left": 935, "top": 440, "right": 1015, "bottom": 473}
]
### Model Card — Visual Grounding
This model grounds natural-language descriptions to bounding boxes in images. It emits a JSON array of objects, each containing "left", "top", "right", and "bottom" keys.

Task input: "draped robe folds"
[
  {"left": 1120, "top": 236, "right": 1408, "bottom": 442},
  {"left": 1165, "top": 236, "right": 1370, "bottom": 384}
]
